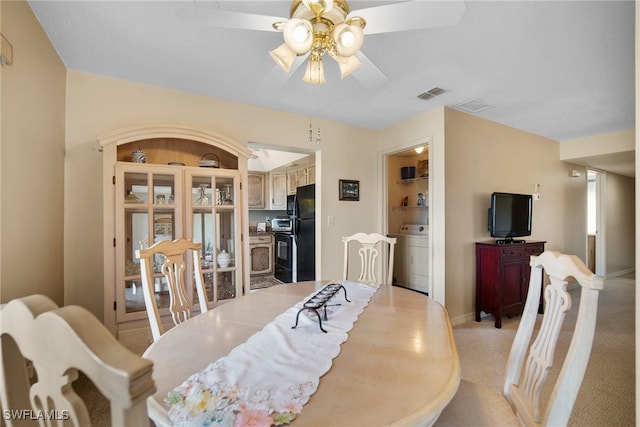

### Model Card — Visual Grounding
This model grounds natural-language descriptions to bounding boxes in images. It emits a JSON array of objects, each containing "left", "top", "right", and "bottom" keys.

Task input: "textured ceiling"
[{"left": 27, "top": 1, "right": 635, "bottom": 175}]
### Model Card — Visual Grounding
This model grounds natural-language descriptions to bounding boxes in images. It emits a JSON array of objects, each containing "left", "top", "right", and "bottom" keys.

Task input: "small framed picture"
[{"left": 339, "top": 179, "right": 360, "bottom": 201}]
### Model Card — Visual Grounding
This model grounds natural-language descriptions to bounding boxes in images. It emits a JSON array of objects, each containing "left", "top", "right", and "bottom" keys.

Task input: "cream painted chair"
[
  {"left": 342, "top": 232, "right": 397, "bottom": 286},
  {"left": 0, "top": 294, "right": 155, "bottom": 426},
  {"left": 435, "top": 251, "right": 604, "bottom": 427},
  {"left": 136, "top": 238, "right": 209, "bottom": 342}
]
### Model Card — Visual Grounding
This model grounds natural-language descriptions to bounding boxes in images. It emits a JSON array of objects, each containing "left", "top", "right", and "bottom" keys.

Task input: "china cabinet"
[
  {"left": 99, "top": 124, "right": 252, "bottom": 354},
  {"left": 115, "top": 163, "right": 242, "bottom": 327}
]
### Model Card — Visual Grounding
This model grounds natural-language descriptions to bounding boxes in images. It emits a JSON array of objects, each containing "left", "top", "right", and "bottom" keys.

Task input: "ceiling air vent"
[
  {"left": 417, "top": 87, "right": 446, "bottom": 101},
  {"left": 453, "top": 98, "right": 492, "bottom": 113}
]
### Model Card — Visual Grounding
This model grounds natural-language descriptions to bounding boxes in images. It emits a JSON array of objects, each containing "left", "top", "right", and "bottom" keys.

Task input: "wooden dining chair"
[
  {"left": 0, "top": 294, "right": 155, "bottom": 426},
  {"left": 342, "top": 232, "right": 397, "bottom": 286},
  {"left": 434, "top": 251, "right": 604, "bottom": 427},
  {"left": 136, "top": 238, "right": 209, "bottom": 342}
]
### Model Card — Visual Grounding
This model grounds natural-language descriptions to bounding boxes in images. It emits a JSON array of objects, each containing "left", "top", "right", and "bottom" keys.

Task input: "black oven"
[{"left": 274, "top": 232, "right": 296, "bottom": 283}]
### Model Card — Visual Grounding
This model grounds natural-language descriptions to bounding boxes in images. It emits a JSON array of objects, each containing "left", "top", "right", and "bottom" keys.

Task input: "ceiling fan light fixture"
[
  {"left": 332, "top": 53, "right": 362, "bottom": 79},
  {"left": 283, "top": 18, "right": 314, "bottom": 53},
  {"left": 269, "top": 43, "right": 297, "bottom": 73},
  {"left": 272, "top": 0, "right": 367, "bottom": 84},
  {"left": 303, "top": 57, "right": 326, "bottom": 84},
  {"left": 333, "top": 23, "right": 363, "bottom": 57}
]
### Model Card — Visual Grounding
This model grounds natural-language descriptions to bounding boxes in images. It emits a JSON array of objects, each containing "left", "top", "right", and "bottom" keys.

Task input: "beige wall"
[
  {"left": 377, "top": 108, "right": 446, "bottom": 302},
  {"left": 64, "top": 71, "right": 378, "bottom": 319},
  {"left": 0, "top": 0, "right": 66, "bottom": 304},
  {"left": 442, "top": 108, "right": 586, "bottom": 322},
  {"left": 561, "top": 128, "right": 634, "bottom": 159},
  {"left": 605, "top": 172, "right": 635, "bottom": 275}
]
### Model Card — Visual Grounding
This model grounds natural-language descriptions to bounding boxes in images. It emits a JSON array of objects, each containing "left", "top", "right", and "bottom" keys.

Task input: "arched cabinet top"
[{"left": 96, "top": 123, "right": 253, "bottom": 160}]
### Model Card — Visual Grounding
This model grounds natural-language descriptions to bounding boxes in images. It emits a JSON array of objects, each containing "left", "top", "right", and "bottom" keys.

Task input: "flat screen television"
[{"left": 488, "top": 192, "right": 533, "bottom": 243}]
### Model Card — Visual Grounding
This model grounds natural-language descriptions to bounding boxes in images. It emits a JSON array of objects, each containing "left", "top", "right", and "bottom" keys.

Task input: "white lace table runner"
[{"left": 165, "top": 281, "right": 377, "bottom": 427}]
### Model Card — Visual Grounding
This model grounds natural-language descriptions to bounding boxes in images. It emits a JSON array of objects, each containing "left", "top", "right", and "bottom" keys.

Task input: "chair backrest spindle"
[
  {"left": 342, "top": 233, "right": 396, "bottom": 286},
  {"left": 136, "top": 238, "right": 209, "bottom": 342},
  {"left": 503, "top": 251, "right": 604, "bottom": 426}
]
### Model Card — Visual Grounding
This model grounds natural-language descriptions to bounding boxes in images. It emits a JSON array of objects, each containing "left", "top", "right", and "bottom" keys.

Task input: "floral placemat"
[{"left": 165, "top": 281, "right": 377, "bottom": 426}]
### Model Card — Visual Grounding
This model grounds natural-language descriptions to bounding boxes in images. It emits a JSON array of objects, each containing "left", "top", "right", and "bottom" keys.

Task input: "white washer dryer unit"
[{"left": 390, "top": 224, "right": 429, "bottom": 294}]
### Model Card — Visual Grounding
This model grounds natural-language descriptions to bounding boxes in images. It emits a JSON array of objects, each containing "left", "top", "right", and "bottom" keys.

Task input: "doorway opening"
[{"left": 385, "top": 143, "right": 430, "bottom": 296}]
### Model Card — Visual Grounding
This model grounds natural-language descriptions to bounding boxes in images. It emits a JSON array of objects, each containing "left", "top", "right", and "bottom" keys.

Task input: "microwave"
[{"left": 271, "top": 218, "right": 292, "bottom": 232}]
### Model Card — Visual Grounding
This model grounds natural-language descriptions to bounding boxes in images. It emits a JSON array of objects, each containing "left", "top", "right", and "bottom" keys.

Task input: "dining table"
[{"left": 143, "top": 281, "right": 460, "bottom": 427}]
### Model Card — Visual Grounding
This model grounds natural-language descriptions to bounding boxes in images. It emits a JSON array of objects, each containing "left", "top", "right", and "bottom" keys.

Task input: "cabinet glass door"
[
  {"left": 186, "top": 169, "right": 242, "bottom": 306},
  {"left": 115, "top": 164, "right": 182, "bottom": 321}
]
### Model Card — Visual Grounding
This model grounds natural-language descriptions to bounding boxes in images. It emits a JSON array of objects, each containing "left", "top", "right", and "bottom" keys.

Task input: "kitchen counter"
[{"left": 248, "top": 226, "right": 273, "bottom": 236}]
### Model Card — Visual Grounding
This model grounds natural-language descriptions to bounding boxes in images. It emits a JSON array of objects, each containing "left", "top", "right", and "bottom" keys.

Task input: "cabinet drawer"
[
  {"left": 250, "top": 235, "right": 273, "bottom": 244},
  {"left": 525, "top": 243, "right": 545, "bottom": 257},
  {"left": 501, "top": 246, "right": 524, "bottom": 260}
]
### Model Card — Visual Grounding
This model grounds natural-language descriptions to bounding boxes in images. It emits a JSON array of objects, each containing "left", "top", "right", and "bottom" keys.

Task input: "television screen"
[{"left": 488, "top": 192, "right": 532, "bottom": 242}]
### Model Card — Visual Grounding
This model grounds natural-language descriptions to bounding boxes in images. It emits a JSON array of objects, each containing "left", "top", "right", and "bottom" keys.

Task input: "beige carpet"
[{"left": 452, "top": 274, "right": 635, "bottom": 426}]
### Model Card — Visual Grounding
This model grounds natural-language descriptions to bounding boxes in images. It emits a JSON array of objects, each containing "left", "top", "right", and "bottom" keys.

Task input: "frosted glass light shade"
[
  {"left": 269, "top": 43, "right": 297, "bottom": 73},
  {"left": 333, "top": 23, "right": 364, "bottom": 57},
  {"left": 332, "top": 53, "right": 362, "bottom": 79},
  {"left": 303, "top": 58, "right": 326, "bottom": 85},
  {"left": 283, "top": 18, "right": 313, "bottom": 54}
]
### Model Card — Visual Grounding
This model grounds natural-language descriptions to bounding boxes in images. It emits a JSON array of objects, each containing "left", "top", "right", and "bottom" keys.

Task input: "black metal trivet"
[{"left": 291, "top": 282, "right": 350, "bottom": 333}]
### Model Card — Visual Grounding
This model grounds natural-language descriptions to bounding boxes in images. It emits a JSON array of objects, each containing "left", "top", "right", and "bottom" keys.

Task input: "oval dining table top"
[{"left": 143, "top": 281, "right": 460, "bottom": 427}]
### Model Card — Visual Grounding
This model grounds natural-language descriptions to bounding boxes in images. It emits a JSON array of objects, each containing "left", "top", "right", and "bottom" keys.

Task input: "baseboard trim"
[
  {"left": 450, "top": 312, "right": 480, "bottom": 326},
  {"left": 606, "top": 268, "right": 635, "bottom": 279}
]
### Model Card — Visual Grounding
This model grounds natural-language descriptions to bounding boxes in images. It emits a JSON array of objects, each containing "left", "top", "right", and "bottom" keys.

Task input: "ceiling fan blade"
[
  {"left": 351, "top": 0, "right": 466, "bottom": 35},
  {"left": 352, "top": 51, "right": 387, "bottom": 88},
  {"left": 177, "top": 6, "right": 284, "bottom": 32},
  {"left": 261, "top": 55, "right": 309, "bottom": 87}
]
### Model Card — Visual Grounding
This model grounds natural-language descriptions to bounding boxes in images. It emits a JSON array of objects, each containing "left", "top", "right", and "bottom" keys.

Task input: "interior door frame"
[
  {"left": 588, "top": 168, "right": 607, "bottom": 276},
  {"left": 378, "top": 136, "right": 443, "bottom": 303}
]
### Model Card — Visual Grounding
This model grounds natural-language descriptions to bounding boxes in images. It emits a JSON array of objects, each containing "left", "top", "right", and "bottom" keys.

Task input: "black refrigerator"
[{"left": 294, "top": 184, "right": 315, "bottom": 281}]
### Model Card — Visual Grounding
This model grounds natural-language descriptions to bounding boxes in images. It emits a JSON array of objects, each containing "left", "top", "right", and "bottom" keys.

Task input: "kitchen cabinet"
[
  {"left": 270, "top": 172, "right": 288, "bottom": 210},
  {"left": 248, "top": 172, "right": 266, "bottom": 209},
  {"left": 475, "top": 241, "right": 546, "bottom": 328},
  {"left": 287, "top": 166, "right": 314, "bottom": 195},
  {"left": 306, "top": 165, "right": 316, "bottom": 184},
  {"left": 287, "top": 170, "right": 299, "bottom": 195},
  {"left": 250, "top": 235, "right": 273, "bottom": 275}
]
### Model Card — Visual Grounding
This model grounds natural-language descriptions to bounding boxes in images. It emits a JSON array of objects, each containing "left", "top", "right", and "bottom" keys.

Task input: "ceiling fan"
[{"left": 178, "top": 0, "right": 466, "bottom": 86}]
